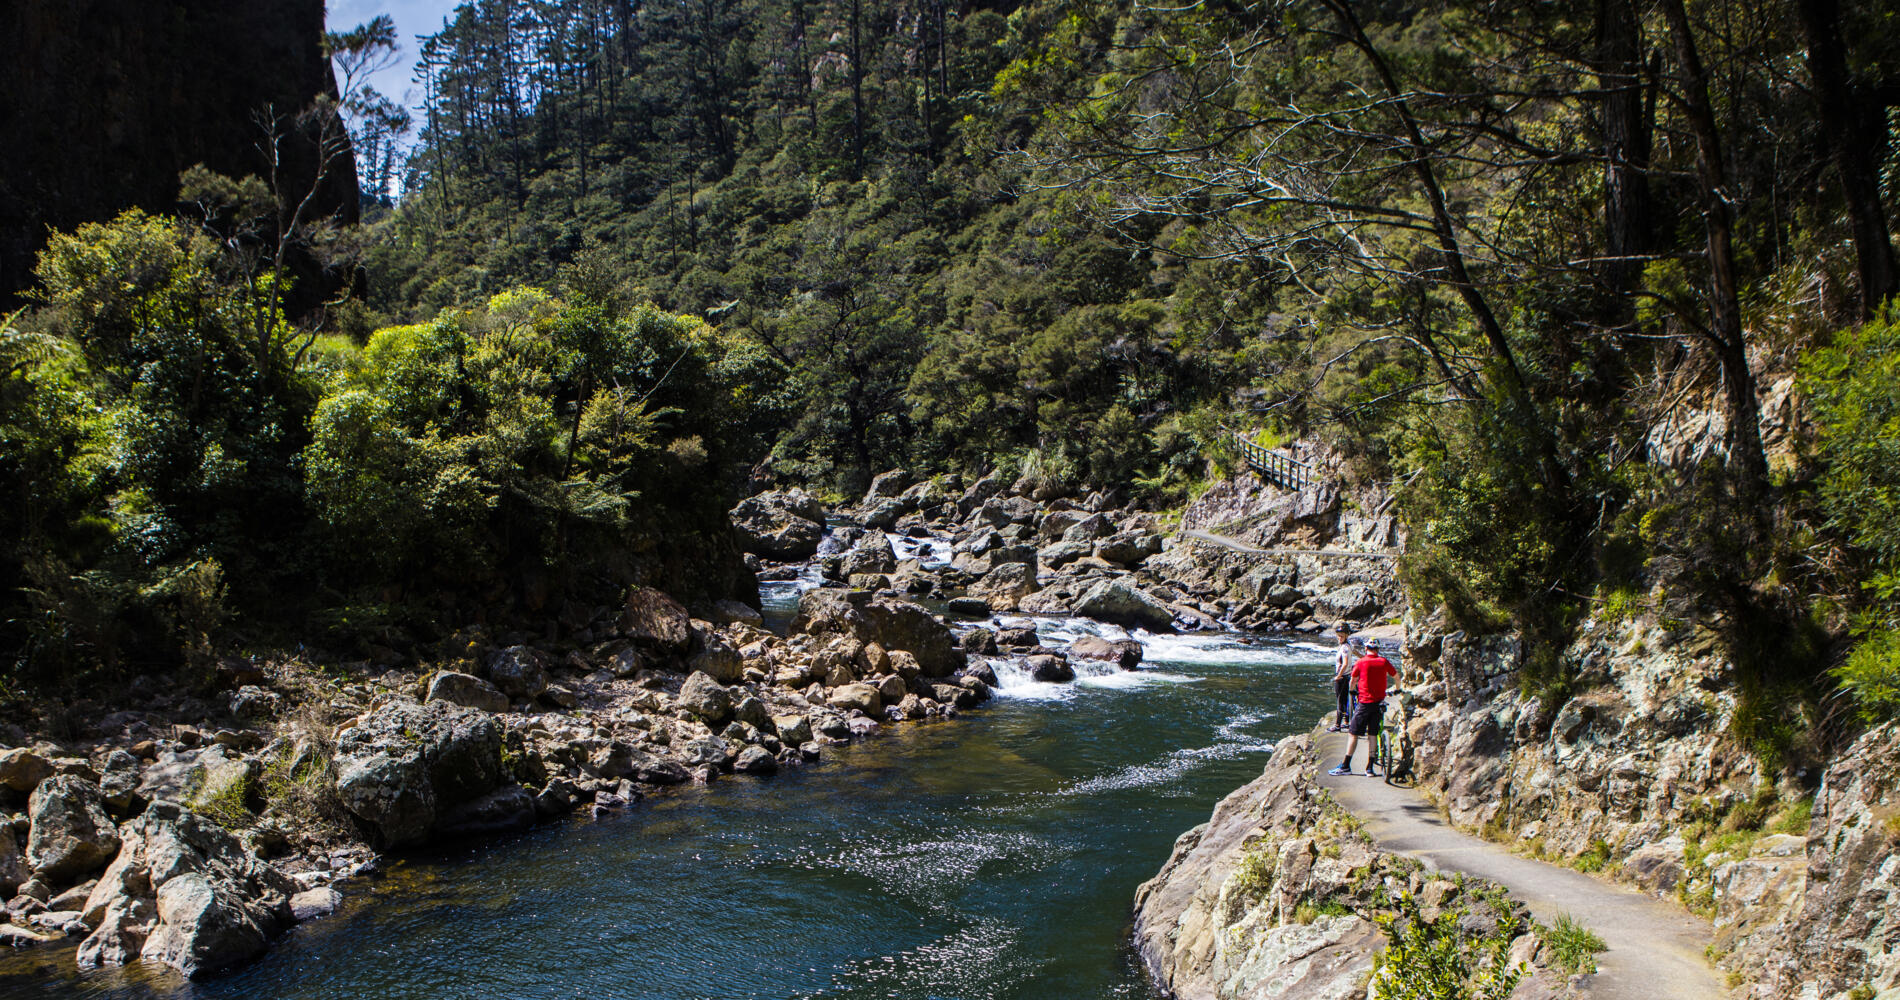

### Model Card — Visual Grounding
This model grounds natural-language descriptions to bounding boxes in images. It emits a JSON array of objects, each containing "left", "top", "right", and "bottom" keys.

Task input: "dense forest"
[{"left": 4, "top": 0, "right": 1900, "bottom": 765}]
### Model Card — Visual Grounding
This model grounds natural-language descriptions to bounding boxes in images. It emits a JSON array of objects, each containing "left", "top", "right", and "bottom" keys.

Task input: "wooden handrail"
[{"left": 1221, "top": 426, "right": 1310, "bottom": 490}]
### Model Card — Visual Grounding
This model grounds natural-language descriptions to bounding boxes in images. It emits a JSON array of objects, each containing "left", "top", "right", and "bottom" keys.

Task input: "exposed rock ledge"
[{"left": 1132, "top": 733, "right": 1573, "bottom": 999}]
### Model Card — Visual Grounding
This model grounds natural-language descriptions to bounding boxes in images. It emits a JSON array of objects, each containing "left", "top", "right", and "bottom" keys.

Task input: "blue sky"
[{"left": 325, "top": 1, "right": 461, "bottom": 115}]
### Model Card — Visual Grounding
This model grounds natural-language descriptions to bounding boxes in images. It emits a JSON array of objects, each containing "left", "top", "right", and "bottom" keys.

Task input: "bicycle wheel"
[{"left": 1377, "top": 729, "right": 1392, "bottom": 783}]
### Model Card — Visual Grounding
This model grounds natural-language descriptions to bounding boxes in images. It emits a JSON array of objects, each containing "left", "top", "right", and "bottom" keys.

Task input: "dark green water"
[{"left": 2, "top": 622, "right": 1334, "bottom": 1000}]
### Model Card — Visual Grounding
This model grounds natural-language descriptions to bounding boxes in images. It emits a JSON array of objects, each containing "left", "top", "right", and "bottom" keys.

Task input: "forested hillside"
[{"left": 6, "top": 0, "right": 1900, "bottom": 765}]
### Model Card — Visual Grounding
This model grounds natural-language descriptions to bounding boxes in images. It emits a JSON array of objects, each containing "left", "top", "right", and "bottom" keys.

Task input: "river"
[{"left": 2, "top": 556, "right": 1336, "bottom": 1000}]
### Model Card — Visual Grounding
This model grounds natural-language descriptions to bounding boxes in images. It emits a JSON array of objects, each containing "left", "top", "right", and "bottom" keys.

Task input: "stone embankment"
[
  {"left": 1133, "top": 733, "right": 1576, "bottom": 999},
  {"left": 1397, "top": 611, "right": 1900, "bottom": 998},
  {"left": 0, "top": 573, "right": 995, "bottom": 978}
]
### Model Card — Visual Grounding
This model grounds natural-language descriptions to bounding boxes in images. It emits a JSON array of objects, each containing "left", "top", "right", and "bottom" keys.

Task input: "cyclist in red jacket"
[{"left": 1329, "top": 640, "right": 1400, "bottom": 776}]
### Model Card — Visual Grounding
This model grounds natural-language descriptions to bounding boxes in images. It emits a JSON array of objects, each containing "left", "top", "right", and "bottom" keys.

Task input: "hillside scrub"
[{"left": 1, "top": 210, "right": 765, "bottom": 690}]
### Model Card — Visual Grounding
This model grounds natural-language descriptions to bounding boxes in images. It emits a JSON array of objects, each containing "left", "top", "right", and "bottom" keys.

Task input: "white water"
[{"left": 888, "top": 532, "right": 956, "bottom": 568}]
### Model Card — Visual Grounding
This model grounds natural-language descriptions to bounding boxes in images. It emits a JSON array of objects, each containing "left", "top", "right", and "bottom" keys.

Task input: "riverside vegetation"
[{"left": 3, "top": 0, "right": 1900, "bottom": 994}]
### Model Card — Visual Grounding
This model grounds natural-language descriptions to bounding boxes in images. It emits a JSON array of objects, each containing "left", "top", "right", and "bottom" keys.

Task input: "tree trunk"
[
  {"left": 1596, "top": 0, "right": 1653, "bottom": 303},
  {"left": 1796, "top": 0, "right": 1898, "bottom": 317},
  {"left": 1659, "top": 0, "right": 1769, "bottom": 498}
]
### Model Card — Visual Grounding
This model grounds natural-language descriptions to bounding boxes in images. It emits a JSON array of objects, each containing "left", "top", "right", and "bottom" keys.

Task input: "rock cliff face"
[
  {"left": 0, "top": 0, "right": 356, "bottom": 302},
  {"left": 1400, "top": 614, "right": 1900, "bottom": 998},
  {"left": 1133, "top": 734, "right": 1571, "bottom": 1000}
]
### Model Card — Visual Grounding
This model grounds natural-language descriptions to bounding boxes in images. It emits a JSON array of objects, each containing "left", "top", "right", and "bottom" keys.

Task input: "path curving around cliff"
[
  {"left": 1177, "top": 528, "right": 1398, "bottom": 562},
  {"left": 1317, "top": 731, "right": 1721, "bottom": 1000}
]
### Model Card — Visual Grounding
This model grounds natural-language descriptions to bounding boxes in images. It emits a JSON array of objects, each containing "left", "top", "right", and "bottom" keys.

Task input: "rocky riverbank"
[
  {"left": 0, "top": 574, "right": 1005, "bottom": 979},
  {"left": 0, "top": 464, "right": 1403, "bottom": 984},
  {"left": 1132, "top": 731, "right": 1578, "bottom": 999}
]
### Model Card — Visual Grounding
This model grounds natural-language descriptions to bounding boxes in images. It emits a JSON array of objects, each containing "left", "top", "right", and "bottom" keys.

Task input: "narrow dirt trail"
[
  {"left": 1317, "top": 731, "right": 1722, "bottom": 999},
  {"left": 1176, "top": 528, "right": 1397, "bottom": 561}
]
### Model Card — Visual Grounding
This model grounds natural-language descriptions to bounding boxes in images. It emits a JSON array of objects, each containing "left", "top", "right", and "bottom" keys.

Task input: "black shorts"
[{"left": 1349, "top": 701, "right": 1384, "bottom": 737}]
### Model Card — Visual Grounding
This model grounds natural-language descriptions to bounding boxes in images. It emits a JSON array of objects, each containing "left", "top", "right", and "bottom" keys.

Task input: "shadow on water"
[{"left": 0, "top": 629, "right": 1336, "bottom": 1000}]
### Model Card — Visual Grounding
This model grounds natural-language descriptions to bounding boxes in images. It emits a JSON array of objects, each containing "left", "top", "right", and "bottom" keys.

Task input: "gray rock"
[
  {"left": 711, "top": 600, "right": 764, "bottom": 628},
  {"left": 426, "top": 672, "right": 510, "bottom": 714},
  {"left": 1027, "top": 655, "right": 1075, "bottom": 683},
  {"left": 434, "top": 786, "right": 536, "bottom": 840},
  {"left": 810, "top": 712, "right": 852, "bottom": 741},
  {"left": 1039, "top": 540, "right": 1093, "bottom": 568},
  {"left": 289, "top": 886, "right": 342, "bottom": 922},
  {"left": 773, "top": 715, "right": 814, "bottom": 745},
  {"left": 680, "top": 739, "right": 733, "bottom": 769},
  {"left": 484, "top": 646, "right": 549, "bottom": 700},
  {"left": 27, "top": 776, "right": 121, "bottom": 883},
  {"left": 1073, "top": 579, "right": 1176, "bottom": 633},
  {"left": 731, "top": 695, "right": 774, "bottom": 733},
  {"left": 677, "top": 672, "right": 734, "bottom": 724},
  {"left": 632, "top": 757, "right": 690, "bottom": 785},
  {"left": 1061, "top": 513, "right": 1115, "bottom": 543},
  {"left": 860, "top": 498, "right": 910, "bottom": 530},
  {"left": 730, "top": 490, "right": 828, "bottom": 560},
  {"left": 733, "top": 747, "right": 778, "bottom": 775},
  {"left": 76, "top": 800, "right": 299, "bottom": 978},
  {"left": 792, "top": 589, "right": 964, "bottom": 678},
  {"left": 331, "top": 699, "right": 507, "bottom": 848},
  {"left": 1265, "top": 583, "right": 1304, "bottom": 608},
  {"left": 608, "top": 648, "right": 645, "bottom": 677},
  {"left": 227, "top": 686, "right": 280, "bottom": 722},
  {"left": 690, "top": 635, "right": 745, "bottom": 684},
  {"left": 863, "top": 469, "right": 911, "bottom": 502},
  {"left": 827, "top": 683, "right": 883, "bottom": 715},
  {"left": 969, "top": 561, "right": 1039, "bottom": 610},
  {"left": 624, "top": 587, "right": 694, "bottom": 656},
  {"left": 840, "top": 533, "right": 898, "bottom": 577},
  {"left": 1095, "top": 531, "right": 1162, "bottom": 566},
  {"left": 1312, "top": 583, "right": 1381, "bottom": 622},
  {"left": 946, "top": 596, "right": 992, "bottom": 617},
  {"left": 0, "top": 747, "right": 53, "bottom": 793},
  {"left": 97, "top": 750, "right": 143, "bottom": 815},
  {"left": 1069, "top": 635, "right": 1144, "bottom": 670},
  {"left": 0, "top": 824, "right": 25, "bottom": 898}
]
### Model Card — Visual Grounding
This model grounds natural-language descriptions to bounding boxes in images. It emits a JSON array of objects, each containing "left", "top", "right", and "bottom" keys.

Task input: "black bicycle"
[{"left": 1378, "top": 698, "right": 1416, "bottom": 786}]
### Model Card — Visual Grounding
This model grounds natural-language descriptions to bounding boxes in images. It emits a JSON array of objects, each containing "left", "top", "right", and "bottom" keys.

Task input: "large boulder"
[
  {"left": 0, "top": 825, "right": 26, "bottom": 898},
  {"left": 827, "top": 683, "right": 883, "bottom": 715},
  {"left": 0, "top": 746, "right": 54, "bottom": 793},
  {"left": 624, "top": 587, "right": 694, "bottom": 656},
  {"left": 1095, "top": 531, "right": 1162, "bottom": 566},
  {"left": 969, "top": 561, "right": 1039, "bottom": 611},
  {"left": 1312, "top": 583, "right": 1382, "bottom": 622},
  {"left": 27, "top": 776, "right": 121, "bottom": 883},
  {"left": 1039, "top": 540, "right": 1093, "bottom": 568},
  {"left": 840, "top": 533, "right": 898, "bottom": 577},
  {"left": 690, "top": 633, "right": 745, "bottom": 684},
  {"left": 1070, "top": 635, "right": 1144, "bottom": 670},
  {"left": 791, "top": 589, "right": 964, "bottom": 678},
  {"left": 1073, "top": 579, "right": 1177, "bottom": 633},
  {"left": 863, "top": 470, "right": 911, "bottom": 502},
  {"left": 483, "top": 646, "right": 549, "bottom": 700},
  {"left": 730, "top": 490, "right": 828, "bottom": 560},
  {"left": 426, "top": 672, "right": 510, "bottom": 714},
  {"left": 677, "top": 672, "right": 734, "bottom": 724},
  {"left": 331, "top": 700, "right": 508, "bottom": 848},
  {"left": 76, "top": 800, "right": 299, "bottom": 978}
]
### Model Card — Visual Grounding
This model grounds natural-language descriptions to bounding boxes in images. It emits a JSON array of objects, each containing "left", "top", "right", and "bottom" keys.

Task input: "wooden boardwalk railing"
[{"left": 1225, "top": 427, "right": 1311, "bottom": 491}]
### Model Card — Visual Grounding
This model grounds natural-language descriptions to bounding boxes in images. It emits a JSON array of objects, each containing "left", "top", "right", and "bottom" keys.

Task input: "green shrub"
[
  {"left": 1833, "top": 630, "right": 1900, "bottom": 724},
  {"left": 1538, "top": 913, "right": 1606, "bottom": 975},
  {"left": 1372, "top": 891, "right": 1525, "bottom": 1000}
]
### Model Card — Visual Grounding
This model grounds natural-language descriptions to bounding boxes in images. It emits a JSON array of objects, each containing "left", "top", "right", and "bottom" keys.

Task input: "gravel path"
[{"left": 1317, "top": 730, "right": 1723, "bottom": 999}]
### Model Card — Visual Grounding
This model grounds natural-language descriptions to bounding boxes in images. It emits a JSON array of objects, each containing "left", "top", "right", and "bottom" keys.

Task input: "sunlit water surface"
[{"left": 2, "top": 584, "right": 1334, "bottom": 1000}]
